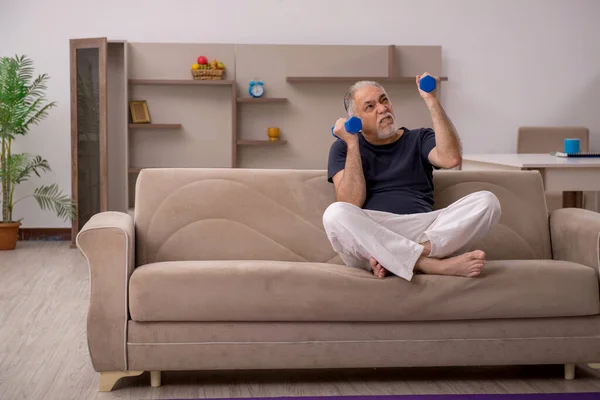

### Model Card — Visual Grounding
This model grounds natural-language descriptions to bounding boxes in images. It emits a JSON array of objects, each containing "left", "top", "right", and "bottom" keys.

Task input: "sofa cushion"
[{"left": 129, "top": 259, "right": 599, "bottom": 322}]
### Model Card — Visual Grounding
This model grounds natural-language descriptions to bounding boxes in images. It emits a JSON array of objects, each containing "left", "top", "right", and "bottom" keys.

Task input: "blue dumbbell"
[
  {"left": 331, "top": 116, "right": 362, "bottom": 139},
  {"left": 419, "top": 75, "right": 437, "bottom": 93}
]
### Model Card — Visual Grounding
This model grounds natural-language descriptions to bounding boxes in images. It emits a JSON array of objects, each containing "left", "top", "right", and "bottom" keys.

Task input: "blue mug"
[{"left": 564, "top": 138, "right": 580, "bottom": 154}]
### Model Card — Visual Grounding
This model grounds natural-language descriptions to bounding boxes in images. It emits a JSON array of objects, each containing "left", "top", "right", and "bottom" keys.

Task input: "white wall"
[{"left": 1, "top": 0, "right": 599, "bottom": 228}]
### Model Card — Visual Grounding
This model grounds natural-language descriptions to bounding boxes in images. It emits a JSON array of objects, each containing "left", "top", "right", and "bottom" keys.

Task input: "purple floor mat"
[{"left": 160, "top": 394, "right": 600, "bottom": 400}]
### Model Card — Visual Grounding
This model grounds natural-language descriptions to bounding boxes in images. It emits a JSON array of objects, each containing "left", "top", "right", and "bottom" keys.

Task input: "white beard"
[{"left": 377, "top": 114, "right": 398, "bottom": 140}]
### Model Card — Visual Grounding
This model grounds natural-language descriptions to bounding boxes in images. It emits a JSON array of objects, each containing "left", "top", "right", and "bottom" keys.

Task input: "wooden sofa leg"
[
  {"left": 565, "top": 364, "right": 576, "bottom": 380},
  {"left": 99, "top": 371, "right": 144, "bottom": 392},
  {"left": 151, "top": 371, "right": 162, "bottom": 387}
]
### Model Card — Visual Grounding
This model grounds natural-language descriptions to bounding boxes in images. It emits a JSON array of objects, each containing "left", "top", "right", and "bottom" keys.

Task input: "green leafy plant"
[{"left": 0, "top": 54, "right": 76, "bottom": 224}]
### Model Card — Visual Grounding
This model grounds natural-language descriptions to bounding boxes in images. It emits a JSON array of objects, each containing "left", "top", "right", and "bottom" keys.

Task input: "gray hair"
[{"left": 343, "top": 80, "right": 388, "bottom": 116}]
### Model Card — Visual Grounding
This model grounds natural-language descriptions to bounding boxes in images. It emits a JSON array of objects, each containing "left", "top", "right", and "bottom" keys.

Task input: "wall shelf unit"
[
  {"left": 235, "top": 95, "right": 288, "bottom": 154},
  {"left": 128, "top": 123, "right": 182, "bottom": 129}
]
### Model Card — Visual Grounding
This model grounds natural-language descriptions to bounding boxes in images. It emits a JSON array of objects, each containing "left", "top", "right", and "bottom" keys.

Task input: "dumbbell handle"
[{"left": 331, "top": 116, "right": 362, "bottom": 139}]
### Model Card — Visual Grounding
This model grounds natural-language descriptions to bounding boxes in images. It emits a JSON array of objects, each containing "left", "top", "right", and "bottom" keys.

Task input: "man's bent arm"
[
  {"left": 426, "top": 97, "right": 462, "bottom": 168},
  {"left": 333, "top": 141, "right": 366, "bottom": 207}
]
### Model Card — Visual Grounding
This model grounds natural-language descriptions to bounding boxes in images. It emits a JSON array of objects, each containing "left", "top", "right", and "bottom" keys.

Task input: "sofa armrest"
[
  {"left": 76, "top": 211, "right": 134, "bottom": 372},
  {"left": 550, "top": 208, "right": 600, "bottom": 272}
]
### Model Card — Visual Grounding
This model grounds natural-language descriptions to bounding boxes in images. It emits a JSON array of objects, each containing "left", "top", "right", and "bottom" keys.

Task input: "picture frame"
[{"left": 129, "top": 100, "right": 151, "bottom": 124}]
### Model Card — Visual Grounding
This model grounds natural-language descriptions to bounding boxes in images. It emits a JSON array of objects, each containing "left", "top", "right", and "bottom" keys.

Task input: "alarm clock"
[{"left": 249, "top": 79, "right": 265, "bottom": 98}]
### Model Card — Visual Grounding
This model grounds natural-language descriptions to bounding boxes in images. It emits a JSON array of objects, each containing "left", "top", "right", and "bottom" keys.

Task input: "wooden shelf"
[
  {"left": 128, "top": 123, "right": 182, "bottom": 129},
  {"left": 236, "top": 97, "right": 288, "bottom": 103},
  {"left": 129, "top": 79, "right": 234, "bottom": 86},
  {"left": 237, "top": 140, "right": 288, "bottom": 145},
  {"left": 286, "top": 76, "right": 448, "bottom": 83}
]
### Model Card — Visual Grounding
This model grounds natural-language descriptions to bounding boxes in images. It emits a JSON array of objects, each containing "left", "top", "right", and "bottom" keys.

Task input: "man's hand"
[
  {"left": 333, "top": 118, "right": 359, "bottom": 145},
  {"left": 417, "top": 72, "right": 462, "bottom": 169},
  {"left": 416, "top": 72, "right": 439, "bottom": 102}
]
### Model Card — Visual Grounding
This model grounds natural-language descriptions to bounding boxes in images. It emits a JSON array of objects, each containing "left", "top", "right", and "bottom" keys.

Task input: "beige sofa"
[{"left": 76, "top": 167, "right": 600, "bottom": 392}]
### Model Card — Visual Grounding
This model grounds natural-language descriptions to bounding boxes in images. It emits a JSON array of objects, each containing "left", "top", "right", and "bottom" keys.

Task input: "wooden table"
[{"left": 461, "top": 154, "right": 600, "bottom": 208}]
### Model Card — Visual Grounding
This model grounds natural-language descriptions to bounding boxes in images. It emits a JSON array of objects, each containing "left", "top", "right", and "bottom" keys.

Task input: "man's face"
[{"left": 353, "top": 85, "right": 397, "bottom": 140}]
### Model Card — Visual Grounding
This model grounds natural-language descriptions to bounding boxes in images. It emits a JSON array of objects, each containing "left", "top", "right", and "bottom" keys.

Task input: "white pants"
[{"left": 322, "top": 191, "right": 501, "bottom": 281}]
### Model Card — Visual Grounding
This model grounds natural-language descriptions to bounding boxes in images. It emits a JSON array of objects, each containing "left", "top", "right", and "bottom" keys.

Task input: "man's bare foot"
[
  {"left": 369, "top": 257, "right": 389, "bottom": 279},
  {"left": 415, "top": 250, "right": 486, "bottom": 278}
]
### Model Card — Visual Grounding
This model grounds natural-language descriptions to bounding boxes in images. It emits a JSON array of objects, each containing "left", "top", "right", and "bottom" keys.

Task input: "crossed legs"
[{"left": 322, "top": 191, "right": 501, "bottom": 281}]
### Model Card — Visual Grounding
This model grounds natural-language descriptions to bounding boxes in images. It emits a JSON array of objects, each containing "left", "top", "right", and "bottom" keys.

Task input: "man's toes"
[
  {"left": 473, "top": 250, "right": 486, "bottom": 260},
  {"left": 468, "top": 263, "right": 484, "bottom": 275},
  {"left": 376, "top": 263, "right": 387, "bottom": 277},
  {"left": 369, "top": 257, "right": 378, "bottom": 269},
  {"left": 471, "top": 264, "right": 484, "bottom": 273},
  {"left": 467, "top": 270, "right": 481, "bottom": 278}
]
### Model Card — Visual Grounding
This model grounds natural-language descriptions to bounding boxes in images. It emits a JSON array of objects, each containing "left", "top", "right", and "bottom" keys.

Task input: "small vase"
[
  {"left": 267, "top": 127, "right": 280, "bottom": 141},
  {"left": 0, "top": 222, "right": 21, "bottom": 250}
]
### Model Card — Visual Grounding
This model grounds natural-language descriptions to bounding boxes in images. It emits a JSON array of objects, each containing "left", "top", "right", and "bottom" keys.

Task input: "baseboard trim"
[{"left": 19, "top": 228, "right": 71, "bottom": 241}]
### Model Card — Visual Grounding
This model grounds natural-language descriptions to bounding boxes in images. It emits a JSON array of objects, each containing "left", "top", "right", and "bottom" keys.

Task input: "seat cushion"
[{"left": 129, "top": 259, "right": 600, "bottom": 322}]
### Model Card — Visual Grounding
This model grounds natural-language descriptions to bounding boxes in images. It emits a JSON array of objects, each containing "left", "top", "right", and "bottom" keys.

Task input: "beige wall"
[{"left": 1, "top": 0, "right": 599, "bottom": 227}]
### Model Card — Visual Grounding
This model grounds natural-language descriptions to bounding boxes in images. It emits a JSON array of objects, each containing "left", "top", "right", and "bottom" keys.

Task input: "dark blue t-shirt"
[{"left": 327, "top": 127, "right": 437, "bottom": 215}]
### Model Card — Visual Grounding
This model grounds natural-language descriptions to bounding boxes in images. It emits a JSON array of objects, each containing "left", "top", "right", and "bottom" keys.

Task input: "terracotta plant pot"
[{"left": 0, "top": 222, "right": 21, "bottom": 250}]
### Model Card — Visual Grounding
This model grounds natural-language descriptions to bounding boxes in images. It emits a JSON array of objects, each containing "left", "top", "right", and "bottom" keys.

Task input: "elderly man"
[{"left": 323, "top": 74, "right": 501, "bottom": 281}]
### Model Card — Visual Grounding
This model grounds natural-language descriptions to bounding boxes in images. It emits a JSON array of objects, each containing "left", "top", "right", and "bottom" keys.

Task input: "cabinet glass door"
[{"left": 70, "top": 38, "right": 107, "bottom": 244}]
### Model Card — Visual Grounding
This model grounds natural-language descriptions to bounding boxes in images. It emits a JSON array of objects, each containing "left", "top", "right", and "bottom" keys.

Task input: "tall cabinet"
[
  {"left": 70, "top": 38, "right": 128, "bottom": 245},
  {"left": 69, "top": 38, "right": 108, "bottom": 245}
]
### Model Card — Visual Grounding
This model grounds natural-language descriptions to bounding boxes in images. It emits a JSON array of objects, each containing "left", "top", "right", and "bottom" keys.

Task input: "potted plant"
[{"left": 0, "top": 54, "right": 76, "bottom": 250}]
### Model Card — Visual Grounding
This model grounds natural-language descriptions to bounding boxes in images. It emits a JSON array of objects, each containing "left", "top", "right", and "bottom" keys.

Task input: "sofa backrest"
[
  {"left": 133, "top": 168, "right": 551, "bottom": 266},
  {"left": 432, "top": 170, "right": 551, "bottom": 261}
]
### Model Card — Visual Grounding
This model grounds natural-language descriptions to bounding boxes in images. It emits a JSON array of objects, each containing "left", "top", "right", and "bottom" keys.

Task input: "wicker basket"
[{"left": 191, "top": 68, "right": 225, "bottom": 80}]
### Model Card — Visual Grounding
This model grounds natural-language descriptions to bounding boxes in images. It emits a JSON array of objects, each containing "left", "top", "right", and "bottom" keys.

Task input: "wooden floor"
[{"left": 2, "top": 242, "right": 600, "bottom": 400}]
